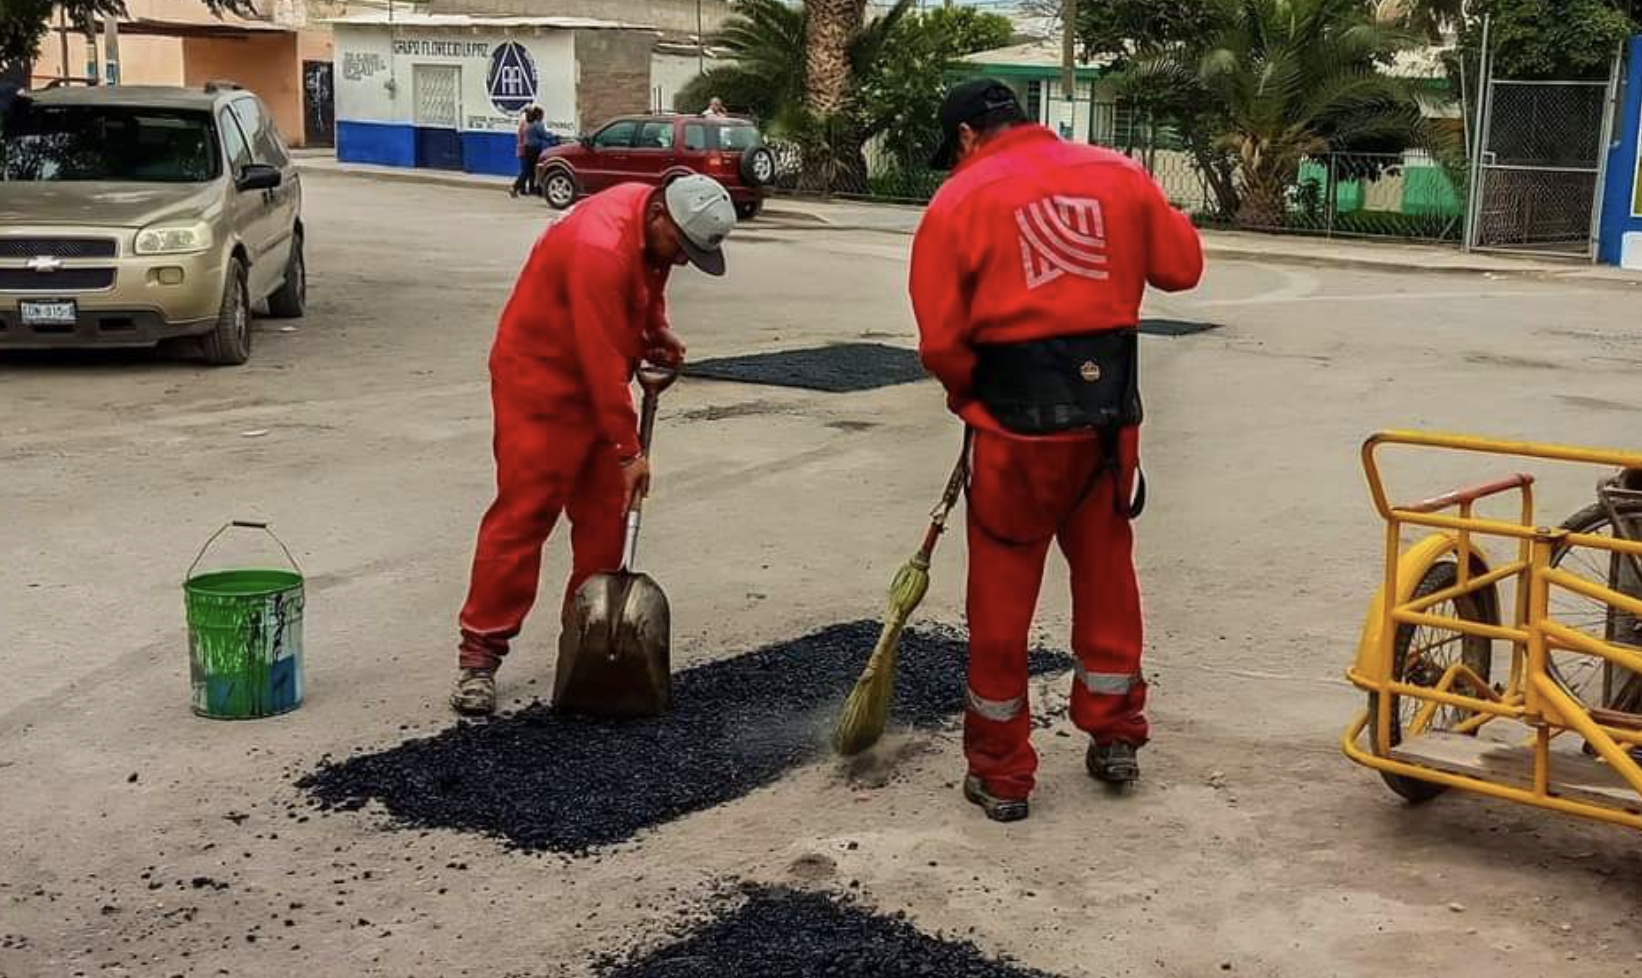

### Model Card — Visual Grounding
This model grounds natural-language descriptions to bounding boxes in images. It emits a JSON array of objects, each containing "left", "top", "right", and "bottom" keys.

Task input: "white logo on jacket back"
[{"left": 1014, "top": 195, "right": 1109, "bottom": 289}]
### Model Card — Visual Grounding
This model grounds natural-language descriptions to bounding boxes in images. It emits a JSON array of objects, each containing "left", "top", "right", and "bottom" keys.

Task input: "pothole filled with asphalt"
[
  {"left": 594, "top": 885, "right": 1060, "bottom": 978},
  {"left": 1139, "top": 318, "right": 1221, "bottom": 337},
  {"left": 299, "top": 621, "right": 1069, "bottom": 853},
  {"left": 686, "top": 343, "right": 927, "bottom": 393}
]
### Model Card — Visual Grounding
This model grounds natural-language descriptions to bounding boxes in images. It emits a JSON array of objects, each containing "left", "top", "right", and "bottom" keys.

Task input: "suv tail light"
[{"left": 708, "top": 153, "right": 734, "bottom": 174}]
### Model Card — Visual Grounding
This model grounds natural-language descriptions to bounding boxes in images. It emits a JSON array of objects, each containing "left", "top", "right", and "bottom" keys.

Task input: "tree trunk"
[
  {"left": 803, "top": 0, "right": 864, "bottom": 117},
  {"left": 1237, "top": 162, "right": 1291, "bottom": 228}
]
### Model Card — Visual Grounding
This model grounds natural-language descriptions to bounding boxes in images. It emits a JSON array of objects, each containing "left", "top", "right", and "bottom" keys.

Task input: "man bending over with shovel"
[
  {"left": 452, "top": 174, "right": 737, "bottom": 716},
  {"left": 910, "top": 80, "right": 1203, "bottom": 821}
]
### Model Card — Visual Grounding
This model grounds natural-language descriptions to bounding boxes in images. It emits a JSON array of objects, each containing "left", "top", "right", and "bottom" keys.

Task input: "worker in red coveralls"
[
  {"left": 910, "top": 80, "right": 1203, "bottom": 821},
  {"left": 451, "top": 175, "right": 738, "bottom": 716}
]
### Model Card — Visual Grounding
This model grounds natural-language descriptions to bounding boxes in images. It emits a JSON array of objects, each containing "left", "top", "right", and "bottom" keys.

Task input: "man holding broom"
[
  {"left": 450, "top": 175, "right": 738, "bottom": 716},
  {"left": 910, "top": 80, "right": 1203, "bottom": 821}
]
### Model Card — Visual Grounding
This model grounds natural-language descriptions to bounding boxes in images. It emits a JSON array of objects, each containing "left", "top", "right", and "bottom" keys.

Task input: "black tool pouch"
[{"left": 973, "top": 330, "right": 1145, "bottom": 519}]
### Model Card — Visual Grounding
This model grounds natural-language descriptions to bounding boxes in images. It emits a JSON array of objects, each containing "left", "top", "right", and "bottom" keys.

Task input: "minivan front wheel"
[
  {"left": 200, "top": 258, "right": 251, "bottom": 366},
  {"left": 267, "top": 233, "right": 306, "bottom": 319},
  {"left": 542, "top": 170, "right": 577, "bottom": 210}
]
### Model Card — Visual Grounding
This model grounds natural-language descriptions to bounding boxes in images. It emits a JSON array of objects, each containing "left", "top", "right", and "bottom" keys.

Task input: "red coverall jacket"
[
  {"left": 458, "top": 183, "right": 671, "bottom": 669},
  {"left": 911, "top": 125, "right": 1203, "bottom": 429},
  {"left": 909, "top": 125, "right": 1202, "bottom": 798}
]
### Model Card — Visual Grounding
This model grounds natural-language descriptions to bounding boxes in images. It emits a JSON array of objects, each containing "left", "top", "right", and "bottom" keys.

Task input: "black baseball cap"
[{"left": 930, "top": 78, "right": 1023, "bottom": 170}]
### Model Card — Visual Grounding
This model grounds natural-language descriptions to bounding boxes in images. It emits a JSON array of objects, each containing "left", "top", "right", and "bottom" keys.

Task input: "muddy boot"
[
  {"left": 450, "top": 668, "right": 497, "bottom": 716},
  {"left": 963, "top": 775, "right": 1029, "bottom": 823},
  {"left": 1087, "top": 741, "right": 1140, "bottom": 785}
]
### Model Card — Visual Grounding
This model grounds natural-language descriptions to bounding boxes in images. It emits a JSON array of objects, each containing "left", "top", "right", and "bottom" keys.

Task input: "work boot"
[
  {"left": 1087, "top": 740, "right": 1141, "bottom": 785},
  {"left": 963, "top": 775, "right": 1030, "bottom": 823},
  {"left": 450, "top": 668, "right": 497, "bottom": 717}
]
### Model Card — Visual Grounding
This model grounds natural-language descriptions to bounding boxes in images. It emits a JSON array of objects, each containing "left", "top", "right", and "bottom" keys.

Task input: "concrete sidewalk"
[{"left": 293, "top": 155, "right": 1642, "bottom": 285}]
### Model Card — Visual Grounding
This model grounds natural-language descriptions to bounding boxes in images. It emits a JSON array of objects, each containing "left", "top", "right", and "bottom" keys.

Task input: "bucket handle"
[{"left": 186, "top": 520, "right": 303, "bottom": 583}]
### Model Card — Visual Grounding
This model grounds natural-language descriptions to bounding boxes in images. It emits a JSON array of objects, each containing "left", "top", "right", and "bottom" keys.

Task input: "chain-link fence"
[
  {"left": 1469, "top": 79, "right": 1612, "bottom": 255},
  {"left": 769, "top": 132, "right": 1467, "bottom": 244}
]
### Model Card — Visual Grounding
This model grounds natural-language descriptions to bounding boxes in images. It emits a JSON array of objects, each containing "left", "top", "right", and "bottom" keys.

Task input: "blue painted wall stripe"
[
  {"left": 338, "top": 121, "right": 415, "bottom": 169},
  {"left": 337, "top": 120, "right": 520, "bottom": 179},
  {"left": 1599, "top": 36, "right": 1642, "bottom": 265},
  {"left": 462, "top": 132, "right": 519, "bottom": 178}
]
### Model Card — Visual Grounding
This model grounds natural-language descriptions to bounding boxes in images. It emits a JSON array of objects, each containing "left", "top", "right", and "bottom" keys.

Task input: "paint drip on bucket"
[{"left": 183, "top": 522, "right": 306, "bottom": 719}]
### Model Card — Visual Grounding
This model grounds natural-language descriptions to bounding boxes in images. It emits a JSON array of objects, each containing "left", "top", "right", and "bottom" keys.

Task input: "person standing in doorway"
[{"left": 909, "top": 79, "right": 1203, "bottom": 822}]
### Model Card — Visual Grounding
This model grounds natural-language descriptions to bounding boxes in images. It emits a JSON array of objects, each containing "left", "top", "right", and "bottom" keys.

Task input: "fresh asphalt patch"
[
  {"left": 300, "top": 621, "right": 1069, "bottom": 853},
  {"left": 595, "top": 885, "right": 1060, "bottom": 978},
  {"left": 686, "top": 343, "right": 927, "bottom": 393}
]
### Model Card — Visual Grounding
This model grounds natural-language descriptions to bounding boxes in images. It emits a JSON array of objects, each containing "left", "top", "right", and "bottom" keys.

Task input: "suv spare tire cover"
[{"left": 740, "top": 147, "right": 776, "bottom": 188}]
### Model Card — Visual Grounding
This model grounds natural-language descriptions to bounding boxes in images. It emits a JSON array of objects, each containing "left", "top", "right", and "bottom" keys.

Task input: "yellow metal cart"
[{"left": 1344, "top": 431, "right": 1642, "bottom": 829}]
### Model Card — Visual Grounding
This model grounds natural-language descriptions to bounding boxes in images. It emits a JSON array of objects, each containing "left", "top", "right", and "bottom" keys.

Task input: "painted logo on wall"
[{"left": 486, "top": 42, "right": 538, "bottom": 114}]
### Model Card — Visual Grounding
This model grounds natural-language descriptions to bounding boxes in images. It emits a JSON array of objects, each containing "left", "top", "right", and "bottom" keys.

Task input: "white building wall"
[
  {"left": 649, "top": 50, "right": 704, "bottom": 112},
  {"left": 334, "top": 24, "right": 577, "bottom": 134}
]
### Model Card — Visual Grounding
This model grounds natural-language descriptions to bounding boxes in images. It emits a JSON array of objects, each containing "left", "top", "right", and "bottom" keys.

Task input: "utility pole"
[
  {"left": 81, "top": 18, "right": 98, "bottom": 85},
  {"left": 1061, "top": 0, "right": 1076, "bottom": 138},
  {"left": 696, "top": 0, "right": 704, "bottom": 74},
  {"left": 102, "top": 12, "right": 121, "bottom": 86},
  {"left": 58, "top": 7, "right": 71, "bottom": 85}
]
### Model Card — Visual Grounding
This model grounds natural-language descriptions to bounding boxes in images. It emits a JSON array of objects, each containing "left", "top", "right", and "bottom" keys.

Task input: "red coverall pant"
[
  {"left": 964, "top": 425, "right": 1146, "bottom": 800},
  {"left": 456, "top": 378, "right": 626, "bottom": 671}
]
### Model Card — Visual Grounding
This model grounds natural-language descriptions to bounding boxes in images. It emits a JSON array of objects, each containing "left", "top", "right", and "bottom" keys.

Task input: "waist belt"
[{"left": 972, "top": 329, "right": 1145, "bottom": 521}]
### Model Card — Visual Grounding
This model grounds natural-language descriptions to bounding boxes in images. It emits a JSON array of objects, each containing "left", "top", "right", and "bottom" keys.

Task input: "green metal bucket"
[{"left": 183, "top": 522, "right": 305, "bottom": 719}]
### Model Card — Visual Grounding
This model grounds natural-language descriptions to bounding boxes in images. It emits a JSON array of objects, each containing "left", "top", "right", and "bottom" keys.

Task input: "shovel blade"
[{"left": 553, "top": 569, "right": 672, "bottom": 717}]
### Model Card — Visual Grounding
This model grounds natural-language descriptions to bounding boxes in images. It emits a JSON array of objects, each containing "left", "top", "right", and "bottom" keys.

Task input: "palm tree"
[
  {"left": 1135, "top": 0, "right": 1434, "bottom": 227},
  {"left": 676, "top": 0, "right": 912, "bottom": 192},
  {"left": 677, "top": 0, "right": 806, "bottom": 125}
]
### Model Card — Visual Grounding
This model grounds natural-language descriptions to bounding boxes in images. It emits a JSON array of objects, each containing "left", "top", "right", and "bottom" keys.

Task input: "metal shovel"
[{"left": 552, "top": 363, "right": 680, "bottom": 717}]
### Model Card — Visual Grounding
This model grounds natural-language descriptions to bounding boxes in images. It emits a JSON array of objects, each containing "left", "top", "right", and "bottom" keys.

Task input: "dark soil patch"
[
  {"left": 300, "top": 621, "right": 1067, "bottom": 853},
  {"left": 686, "top": 343, "right": 927, "bottom": 393},
  {"left": 597, "top": 885, "right": 1059, "bottom": 977}
]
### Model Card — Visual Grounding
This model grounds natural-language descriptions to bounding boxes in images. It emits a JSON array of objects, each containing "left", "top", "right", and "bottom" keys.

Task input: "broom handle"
[{"left": 916, "top": 429, "right": 973, "bottom": 559}]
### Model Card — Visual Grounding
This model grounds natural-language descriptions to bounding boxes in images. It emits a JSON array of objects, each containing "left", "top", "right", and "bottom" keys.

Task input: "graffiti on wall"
[{"left": 342, "top": 51, "right": 386, "bottom": 81}]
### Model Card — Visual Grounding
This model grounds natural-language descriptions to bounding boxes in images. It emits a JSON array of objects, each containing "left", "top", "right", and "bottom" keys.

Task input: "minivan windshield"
[{"left": 0, "top": 104, "right": 220, "bottom": 183}]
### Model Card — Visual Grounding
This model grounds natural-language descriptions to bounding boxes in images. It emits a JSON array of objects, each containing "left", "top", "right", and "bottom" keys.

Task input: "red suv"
[{"left": 535, "top": 113, "right": 777, "bottom": 219}]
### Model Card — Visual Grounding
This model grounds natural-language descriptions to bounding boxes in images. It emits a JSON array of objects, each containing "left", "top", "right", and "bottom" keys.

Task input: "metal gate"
[
  {"left": 1467, "top": 66, "right": 1618, "bottom": 257},
  {"left": 412, "top": 64, "right": 459, "bottom": 129},
  {"left": 411, "top": 64, "right": 462, "bottom": 171}
]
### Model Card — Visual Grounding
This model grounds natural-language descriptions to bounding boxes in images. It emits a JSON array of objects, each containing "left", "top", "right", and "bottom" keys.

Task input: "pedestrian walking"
[
  {"left": 909, "top": 79, "right": 1204, "bottom": 822},
  {"left": 511, "top": 106, "right": 540, "bottom": 199},
  {"left": 451, "top": 176, "right": 739, "bottom": 715}
]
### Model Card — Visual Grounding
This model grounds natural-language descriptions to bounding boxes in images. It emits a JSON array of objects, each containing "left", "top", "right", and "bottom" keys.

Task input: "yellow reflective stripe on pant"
[
  {"left": 1075, "top": 663, "right": 1139, "bottom": 696},
  {"left": 966, "top": 687, "right": 1025, "bottom": 723}
]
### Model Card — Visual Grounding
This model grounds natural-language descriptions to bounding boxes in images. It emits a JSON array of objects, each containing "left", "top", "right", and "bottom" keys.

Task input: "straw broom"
[{"left": 833, "top": 435, "right": 971, "bottom": 756}]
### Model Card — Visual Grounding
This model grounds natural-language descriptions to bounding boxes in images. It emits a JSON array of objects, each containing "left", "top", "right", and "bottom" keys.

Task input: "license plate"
[{"left": 19, "top": 299, "right": 77, "bottom": 326}]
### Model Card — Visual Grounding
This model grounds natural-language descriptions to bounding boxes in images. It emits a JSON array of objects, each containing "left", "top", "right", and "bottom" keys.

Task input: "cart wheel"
[
  {"left": 1368, "top": 560, "right": 1497, "bottom": 803},
  {"left": 1547, "top": 500, "right": 1642, "bottom": 712}
]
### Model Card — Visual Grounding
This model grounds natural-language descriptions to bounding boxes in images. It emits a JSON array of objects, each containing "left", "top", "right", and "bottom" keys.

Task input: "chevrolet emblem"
[
  {"left": 24, "top": 256, "right": 64, "bottom": 273},
  {"left": 1079, "top": 360, "right": 1102, "bottom": 382}
]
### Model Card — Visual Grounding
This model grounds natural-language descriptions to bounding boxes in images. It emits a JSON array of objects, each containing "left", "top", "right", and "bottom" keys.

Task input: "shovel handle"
[{"left": 620, "top": 506, "right": 642, "bottom": 571}]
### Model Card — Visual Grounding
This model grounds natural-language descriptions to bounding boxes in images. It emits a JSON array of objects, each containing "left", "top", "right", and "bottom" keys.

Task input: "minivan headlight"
[{"left": 135, "top": 222, "right": 213, "bottom": 256}]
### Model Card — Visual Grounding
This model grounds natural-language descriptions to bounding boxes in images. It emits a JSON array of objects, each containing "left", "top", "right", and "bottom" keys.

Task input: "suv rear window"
[
  {"left": 1, "top": 104, "right": 221, "bottom": 183},
  {"left": 715, "top": 124, "right": 762, "bottom": 152}
]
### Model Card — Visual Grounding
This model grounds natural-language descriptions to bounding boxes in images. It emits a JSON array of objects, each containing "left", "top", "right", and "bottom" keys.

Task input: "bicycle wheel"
[
  {"left": 1548, "top": 500, "right": 1642, "bottom": 711},
  {"left": 1369, "top": 560, "right": 1497, "bottom": 803}
]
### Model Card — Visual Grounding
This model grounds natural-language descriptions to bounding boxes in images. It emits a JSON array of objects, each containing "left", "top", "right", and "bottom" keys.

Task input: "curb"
[{"left": 295, "top": 160, "right": 510, "bottom": 192}]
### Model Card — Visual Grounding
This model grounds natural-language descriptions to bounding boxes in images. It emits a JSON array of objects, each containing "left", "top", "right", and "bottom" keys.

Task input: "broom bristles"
[{"left": 832, "top": 616, "right": 910, "bottom": 755}]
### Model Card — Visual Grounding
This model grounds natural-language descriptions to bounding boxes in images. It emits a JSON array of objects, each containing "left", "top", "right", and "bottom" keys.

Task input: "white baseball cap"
[{"left": 664, "top": 174, "right": 736, "bottom": 276}]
